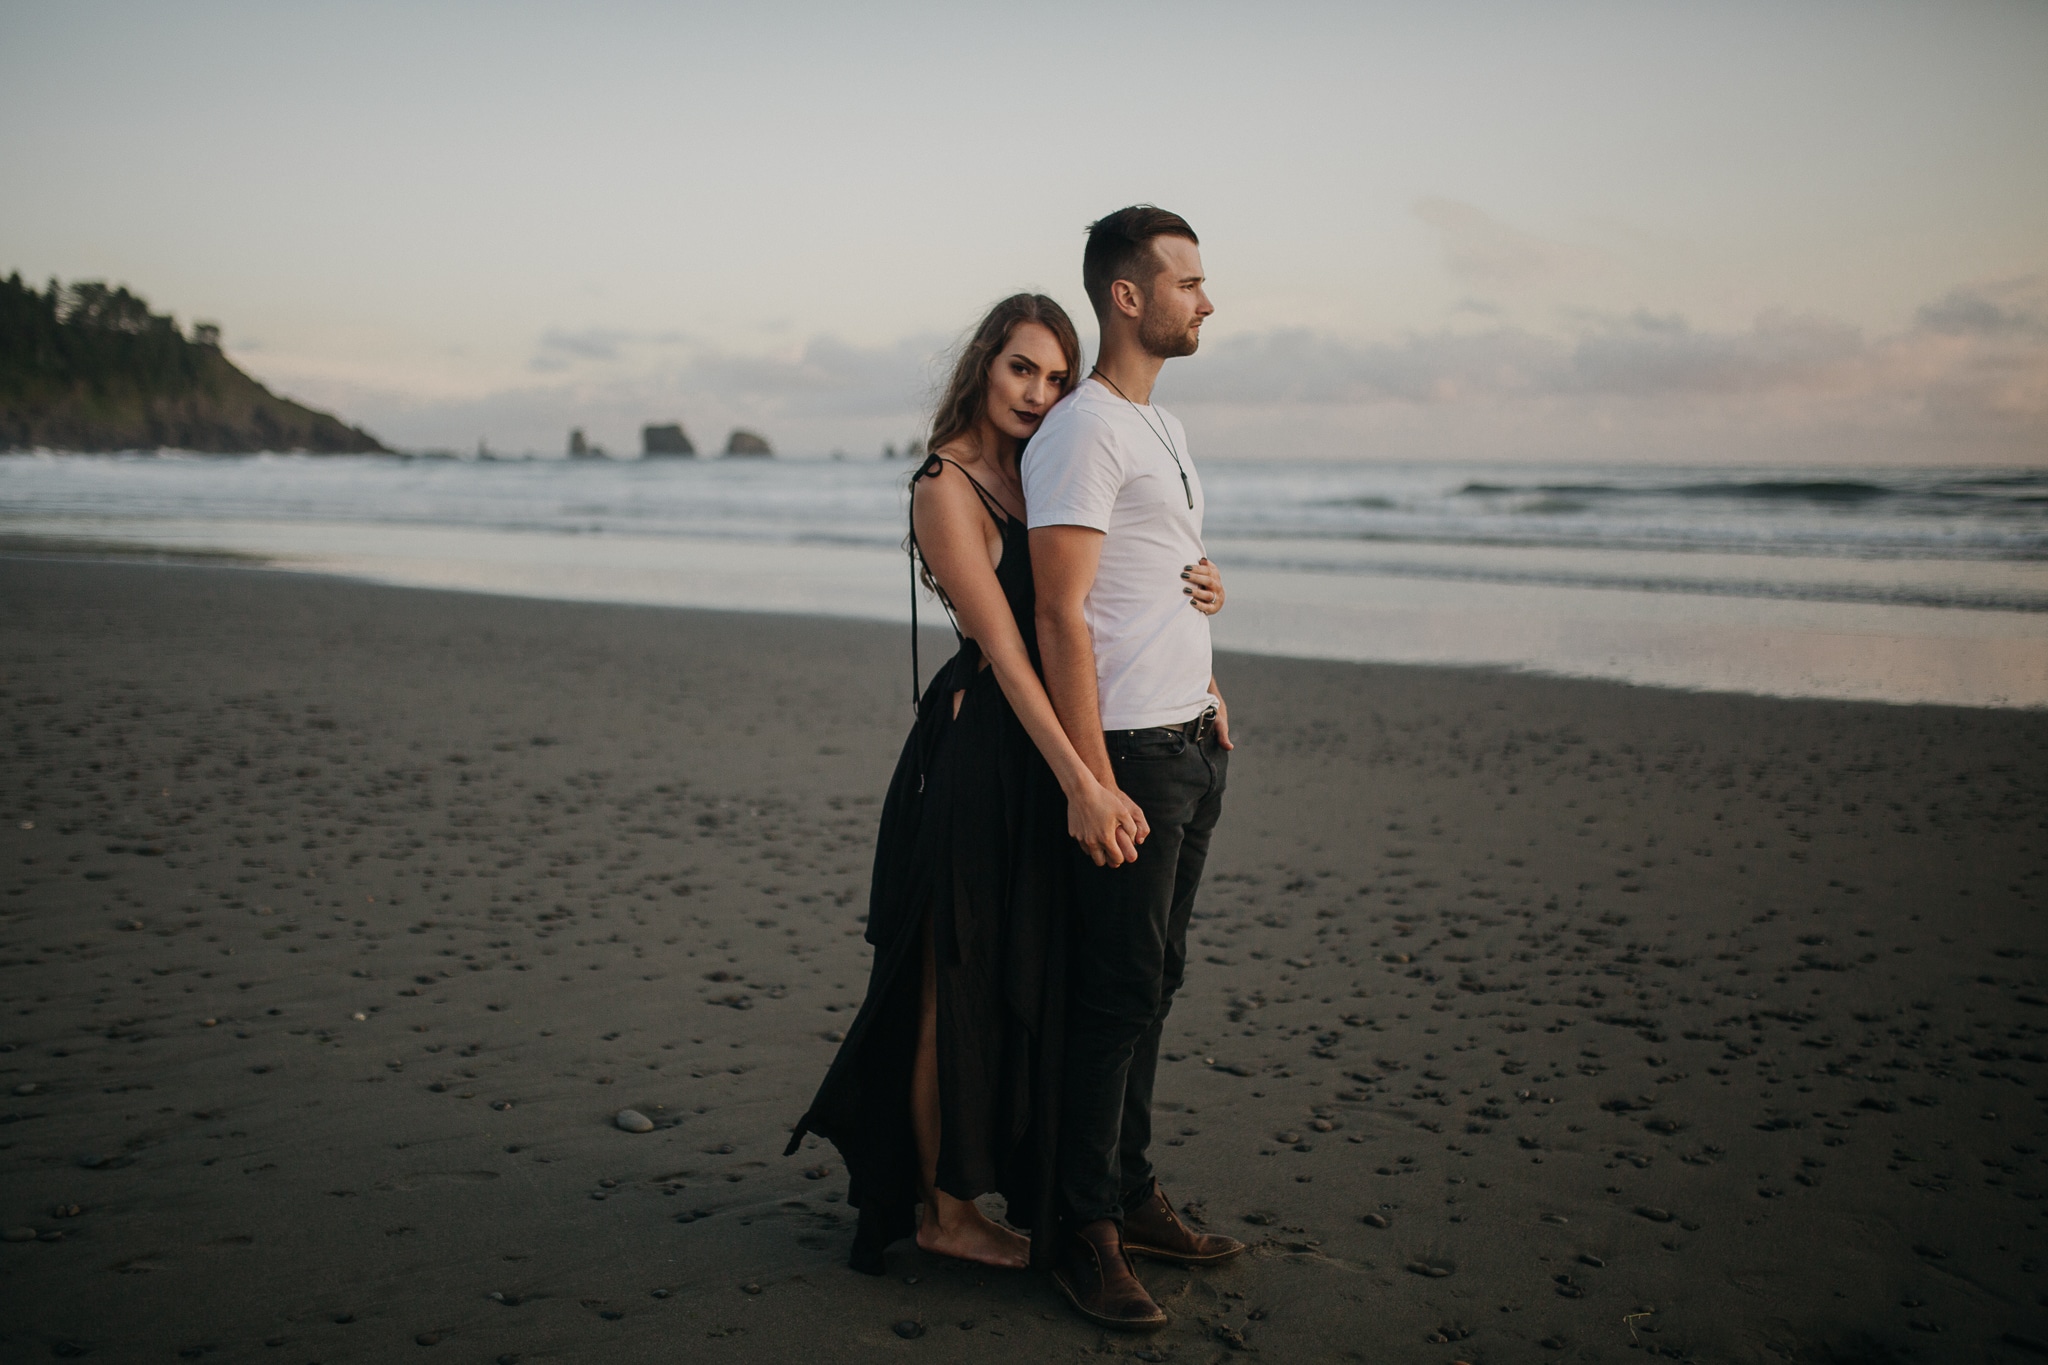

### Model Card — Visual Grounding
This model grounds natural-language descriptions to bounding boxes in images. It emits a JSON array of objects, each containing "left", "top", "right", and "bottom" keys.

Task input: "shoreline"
[
  {"left": 4, "top": 523, "right": 2046, "bottom": 711},
  {"left": 2, "top": 557, "right": 2045, "bottom": 1363}
]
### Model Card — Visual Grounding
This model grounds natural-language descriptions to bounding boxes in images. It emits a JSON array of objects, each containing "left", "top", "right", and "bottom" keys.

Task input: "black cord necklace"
[{"left": 1090, "top": 368, "right": 1193, "bottom": 509}]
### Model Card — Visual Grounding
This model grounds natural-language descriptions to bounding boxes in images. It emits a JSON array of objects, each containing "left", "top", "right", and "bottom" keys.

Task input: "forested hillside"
[{"left": 0, "top": 274, "right": 387, "bottom": 453}]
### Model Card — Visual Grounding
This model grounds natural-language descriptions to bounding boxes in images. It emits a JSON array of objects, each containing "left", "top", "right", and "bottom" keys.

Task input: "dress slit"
[{"left": 787, "top": 468, "right": 1069, "bottom": 1271}]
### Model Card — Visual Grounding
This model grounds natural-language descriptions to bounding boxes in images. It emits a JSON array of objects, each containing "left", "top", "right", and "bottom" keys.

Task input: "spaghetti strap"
[{"left": 914, "top": 453, "right": 1018, "bottom": 528}]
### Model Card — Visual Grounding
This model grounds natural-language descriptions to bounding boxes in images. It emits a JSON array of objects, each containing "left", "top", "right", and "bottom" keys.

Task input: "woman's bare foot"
[{"left": 916, "top": 1198, "right": 1030, "bottom": 1269}]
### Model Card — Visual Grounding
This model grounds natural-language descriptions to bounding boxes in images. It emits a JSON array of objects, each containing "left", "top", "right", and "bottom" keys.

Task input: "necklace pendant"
[{"left": 1094, "top": 368, "right": 1195, "bottom": 512}]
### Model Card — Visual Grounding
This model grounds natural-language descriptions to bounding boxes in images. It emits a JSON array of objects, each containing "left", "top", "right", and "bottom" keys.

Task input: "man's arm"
[{"left": 1031, "top": 524, "right": 1116, "bottom": 788}]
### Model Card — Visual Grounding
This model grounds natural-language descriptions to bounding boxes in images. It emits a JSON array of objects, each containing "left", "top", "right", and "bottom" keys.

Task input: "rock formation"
[
  {"left": 642, "top": 422, "right": 695, "bottom": 457},
  {"left": 722, "top": 428, "right": 772, "bottom": 457}
]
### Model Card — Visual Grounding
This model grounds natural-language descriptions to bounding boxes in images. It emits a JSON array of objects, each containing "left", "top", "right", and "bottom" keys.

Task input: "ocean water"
[{"left": 3, "top": 452, "right": 2044, "bottom": 707}]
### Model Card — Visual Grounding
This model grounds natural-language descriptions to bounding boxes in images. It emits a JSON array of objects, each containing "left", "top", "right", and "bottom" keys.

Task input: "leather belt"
[{"left": 1116, "top": 707, "right": 1217, "bottom": 746}]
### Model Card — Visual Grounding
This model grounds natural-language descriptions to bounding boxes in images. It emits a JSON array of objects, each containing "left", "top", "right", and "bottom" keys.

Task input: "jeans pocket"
[{"left": 1111, "top": 729, "right": 1188, "bottom": 761}]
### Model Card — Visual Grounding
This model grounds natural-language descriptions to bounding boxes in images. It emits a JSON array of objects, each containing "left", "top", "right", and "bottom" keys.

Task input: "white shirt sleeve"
[{"left": 1023, "top": 408, "right": 1125, "bottom": 532}]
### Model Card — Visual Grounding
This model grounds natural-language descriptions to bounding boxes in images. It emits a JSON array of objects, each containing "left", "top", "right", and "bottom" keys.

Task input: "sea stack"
[
  {"left": 722, "top": 428, "right": 772, "bottom": 457},
  {"left": 642, "top": 422, "right": 695, "bottom": 457}
]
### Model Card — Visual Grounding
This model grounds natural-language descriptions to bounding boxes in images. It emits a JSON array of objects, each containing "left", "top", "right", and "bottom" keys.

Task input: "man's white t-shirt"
[{"left": 1022, "top": 379, "right": 1214, "bottom": 732}]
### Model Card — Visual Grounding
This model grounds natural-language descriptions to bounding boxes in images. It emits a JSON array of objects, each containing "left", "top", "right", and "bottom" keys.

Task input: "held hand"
[
  {"left": 1182, "top": 557, "right": 1225, "bottom": 615},
  {"left": 1069, "top": 777, "right": 1141, "bottom": 868},
  {"left": 1116, "top": 788, "right": 1150, "bottom": 846}
]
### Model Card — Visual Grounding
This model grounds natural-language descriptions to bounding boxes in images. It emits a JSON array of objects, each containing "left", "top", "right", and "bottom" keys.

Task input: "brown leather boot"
[
  {"left": 1121, "top": 1181, "right": 1247, "bottom": 1266},
  {"left": 1050, "top": 1219, "right": 1168, "bottom": 1331}
]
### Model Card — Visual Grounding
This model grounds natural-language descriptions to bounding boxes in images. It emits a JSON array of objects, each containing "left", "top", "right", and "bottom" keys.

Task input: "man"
[{"left": 1024, "top": 205, "right": 1242, "bottom": 1330}]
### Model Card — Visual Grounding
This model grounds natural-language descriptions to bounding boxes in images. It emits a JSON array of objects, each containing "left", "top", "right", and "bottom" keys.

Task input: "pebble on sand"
[
  {"left": 1361, "top": 1212, "right": 1390, "bottom": 1228},
  {"left": 4, "top": 1226, "right": 37, "bottom": 1242},
  {"left": 615, "top": 1109, "right": 655, "bottom": 1133},
  {"left": 893, "top": 1320, "right": 926, "bottom": 1340}
]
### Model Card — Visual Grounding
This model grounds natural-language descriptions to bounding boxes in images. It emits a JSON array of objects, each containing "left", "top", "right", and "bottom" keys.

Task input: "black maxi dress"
[{"left": 785, "top": 455, "right": 1071, "bottom": 1274}]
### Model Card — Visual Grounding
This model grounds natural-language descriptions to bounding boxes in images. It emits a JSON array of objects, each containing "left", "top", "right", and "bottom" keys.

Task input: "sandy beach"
[{"left": 2, "top": 552, "right": 2045, "bottom": 1364}]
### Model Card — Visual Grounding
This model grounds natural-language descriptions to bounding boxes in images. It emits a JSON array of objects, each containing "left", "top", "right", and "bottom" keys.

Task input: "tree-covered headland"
[{"left": 0, "top": 274, "right": 387, "bottom": 453}]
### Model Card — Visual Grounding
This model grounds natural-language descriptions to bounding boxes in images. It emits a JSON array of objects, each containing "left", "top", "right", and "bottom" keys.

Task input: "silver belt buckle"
[{"left": 1193, "top": 707, "right": 1216, "bottom": 744}]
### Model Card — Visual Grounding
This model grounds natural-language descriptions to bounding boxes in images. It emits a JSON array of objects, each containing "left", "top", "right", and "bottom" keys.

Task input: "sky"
[{"left": 3, "top": 0, "right": 2045, "bottom": 462}]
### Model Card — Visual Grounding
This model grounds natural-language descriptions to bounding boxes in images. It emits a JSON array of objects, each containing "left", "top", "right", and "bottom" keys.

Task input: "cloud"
[
  {"left": 1165, "top": 325, "right": 1560, "bottom": 405},
  {"left": 1562, "top": 309, "right": 1866, "bottom": 397},
  {"left": 327, "top": 329, "right": 955, "bottom": 454},
  {"left": 500, "top": 277, "right": 2048, "bottom": 426},
  {"left": 1900, "top": 277, "right": 2048, "bottom": 427},
  {"left": 1413, "top": 197, "right": 1601, "bottom": 290},
  {"left": 683, "top": 334, "right": 948, "bottom": 418},
  {"left": 1169, "top": 277, "right": 2047, "bottom": 411},
  {"left": 531, "top": 326, "right": 635, "bottom": 369},
  {"left": 1913, "top": 276, "right": 2048, "bottom": 340},
  {"left": 294, "top": 277, "right": 2048, "bottom": 461},
  {"left": 1161, "top": 313, "right": 1858, "bottom": 406},
  {"left": 519, "top": 325, "right": 945, "bottom": 414},
  {"left": 1155, "top": 275, "right": 2048, "bottom": 461}
]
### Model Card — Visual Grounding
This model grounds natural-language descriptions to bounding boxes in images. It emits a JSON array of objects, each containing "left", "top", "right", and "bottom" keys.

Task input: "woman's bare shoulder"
[{"left": 911, "top": 450, "right": 981, "bottom": 510}]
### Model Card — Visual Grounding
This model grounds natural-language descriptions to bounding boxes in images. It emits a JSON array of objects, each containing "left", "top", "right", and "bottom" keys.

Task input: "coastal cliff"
[{"left": 0, "top": 274, "right": 388, "bottom": 454}]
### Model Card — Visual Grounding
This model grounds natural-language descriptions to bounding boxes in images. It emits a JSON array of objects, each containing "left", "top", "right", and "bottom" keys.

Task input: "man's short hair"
[{"left": 1083, "top": 205, "right": 1199, "bottom": 322}]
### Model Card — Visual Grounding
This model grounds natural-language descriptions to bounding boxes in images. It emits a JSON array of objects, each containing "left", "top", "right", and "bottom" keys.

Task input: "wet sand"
[{"left": 2, "top": 555, "right": 2045, "bottom": 1363}]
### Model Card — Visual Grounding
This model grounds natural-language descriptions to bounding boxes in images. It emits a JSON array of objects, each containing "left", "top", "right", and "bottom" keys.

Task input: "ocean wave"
[
  {"left": 6, "top": 453, "right": 2043, "bottom": 566},
  {"left": 1457, "top": 478, "right": 1896, "bottom": 503},
  {"left": 1207, "top": 545, "right": 2048, "bottom": 613}
]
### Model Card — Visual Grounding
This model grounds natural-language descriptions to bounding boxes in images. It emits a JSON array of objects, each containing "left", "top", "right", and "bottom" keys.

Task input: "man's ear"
[{"left": 1109, "top": 277, "right": 1145, "bottom": 321}]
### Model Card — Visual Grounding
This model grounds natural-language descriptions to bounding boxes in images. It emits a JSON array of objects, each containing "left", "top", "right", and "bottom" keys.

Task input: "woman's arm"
[{"left": 912, "top": 465, "right": 1142, "bottom": 867}]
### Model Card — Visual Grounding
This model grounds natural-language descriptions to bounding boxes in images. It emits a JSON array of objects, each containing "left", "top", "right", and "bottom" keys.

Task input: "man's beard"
[{"left": 1139, "top": 308, "right": 1200, "bottom": 359}]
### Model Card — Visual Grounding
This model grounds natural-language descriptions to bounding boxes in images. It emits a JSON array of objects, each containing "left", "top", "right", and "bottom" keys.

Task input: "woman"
[{"left": 785, "top": 294, "right": 1225, "bottom": 1275}]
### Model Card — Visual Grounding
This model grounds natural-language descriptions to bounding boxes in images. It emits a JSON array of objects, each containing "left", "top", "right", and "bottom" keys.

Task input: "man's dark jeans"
[{"left": 1058, "top": 721, "right": 1228, "bottom": 1227}]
